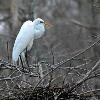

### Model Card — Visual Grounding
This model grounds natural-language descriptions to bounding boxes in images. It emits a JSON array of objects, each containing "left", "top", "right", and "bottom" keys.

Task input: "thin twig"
[{"left": 6, "top": 41, "right": 9, "bottom": 61}]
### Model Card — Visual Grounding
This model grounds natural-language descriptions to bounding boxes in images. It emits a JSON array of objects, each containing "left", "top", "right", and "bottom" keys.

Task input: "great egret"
[{"left": 12, "top": 18, "right": 47, "bottom": 71}]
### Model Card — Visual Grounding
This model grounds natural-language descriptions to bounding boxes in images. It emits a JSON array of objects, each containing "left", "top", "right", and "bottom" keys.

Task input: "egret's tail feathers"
[{"left": 12, "top": 50, "right": 20, "bottom": 65}]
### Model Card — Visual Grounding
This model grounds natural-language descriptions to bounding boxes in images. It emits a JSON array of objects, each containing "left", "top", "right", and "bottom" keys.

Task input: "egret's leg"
[
  {"left": 25, "top": 48, "right": 29, "bottom": 68},
  {"left": 19, "top": 55, "right": 24, "bottom": 71}
]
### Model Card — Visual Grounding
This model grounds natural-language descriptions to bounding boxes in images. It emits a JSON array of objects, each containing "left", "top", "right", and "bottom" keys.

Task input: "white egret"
[{"left": 12, "top": 18, "right": 47, "bottom": 71}]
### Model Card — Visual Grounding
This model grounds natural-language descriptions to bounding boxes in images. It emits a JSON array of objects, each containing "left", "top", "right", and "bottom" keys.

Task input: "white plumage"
[{"left": 12, "top": 18, "right": 45, "bottom": 64}]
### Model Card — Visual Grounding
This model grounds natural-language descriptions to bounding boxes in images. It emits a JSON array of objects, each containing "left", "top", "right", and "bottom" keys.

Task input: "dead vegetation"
[{"left": 0, "top": 37, "right": 100, "bottom": 100}]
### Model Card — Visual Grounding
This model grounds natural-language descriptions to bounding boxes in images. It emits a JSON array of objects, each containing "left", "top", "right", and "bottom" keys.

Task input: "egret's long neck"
[{"left": 33, "top": 23, "right": 45, "bottom": 39}]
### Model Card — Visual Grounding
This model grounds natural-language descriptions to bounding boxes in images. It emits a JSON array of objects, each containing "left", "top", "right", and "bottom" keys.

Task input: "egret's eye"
[{"left": 40, "top": 21, "right": 44, "bottom": 23}]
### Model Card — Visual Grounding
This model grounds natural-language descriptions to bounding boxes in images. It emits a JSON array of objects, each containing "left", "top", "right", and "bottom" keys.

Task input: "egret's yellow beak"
[{"left": 44, "top": 20, "right": 53, "bottom": 29}]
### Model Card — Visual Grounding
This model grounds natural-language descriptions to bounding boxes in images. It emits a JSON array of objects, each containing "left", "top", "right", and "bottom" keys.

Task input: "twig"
[
  {"left": 80, "top": 89, "right": 100, "bottom": 97},
  {"left": 48, "top": 49, "right": 55, "bottom": 87},
  {"left": 6, "top": 41, "right": 9, "bottom": 61},
  {"left": 69, "top": 18, "right": 100, "bottom": 29}
]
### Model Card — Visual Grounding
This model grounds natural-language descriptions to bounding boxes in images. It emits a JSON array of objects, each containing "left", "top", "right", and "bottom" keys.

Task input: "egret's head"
[
  {"left": 34, "top": 18, "right": 44, "bottom": 25},
  {"left": 33, "top": 18, "right": 52, "bottom": 30},
  {"left": 34, "top": 18, "right": 45, "bottom": 32}
]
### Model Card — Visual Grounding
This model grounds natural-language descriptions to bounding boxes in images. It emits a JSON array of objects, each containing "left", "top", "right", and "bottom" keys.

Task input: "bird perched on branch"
[{"left": 12, "top": 18, "right": 50, "bottom": 71}]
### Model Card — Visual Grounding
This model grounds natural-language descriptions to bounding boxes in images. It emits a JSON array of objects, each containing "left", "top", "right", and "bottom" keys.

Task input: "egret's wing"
[
  {"left": 27, "top": 38, "right": 33, "bottom": 51},
  {"left": 14, "top": 21, "right": 33, "bottom": 47},
  {"left": 12, "top": 20, "right": 34, "bottom": 63}
]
